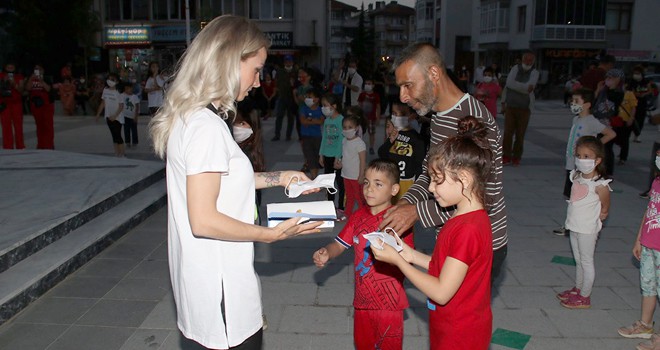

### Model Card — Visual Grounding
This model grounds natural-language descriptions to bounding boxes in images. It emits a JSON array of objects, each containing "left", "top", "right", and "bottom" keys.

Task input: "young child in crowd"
[
  {"left": 554, "top": 88, "right": 616, "bottom": 236},
  {"left": 474, "top": 67, "right": 502, "bottom": 118},
  {"left": 336, "top": 114, "right": 367, "bottom": 217},
  {"left": 556, "top": 136, "right": 612, "bottom": 309},
  {"left": 617, "top": 150, "right": 660, "bottom": 349},
  {"left": 319, "top": 93, "right": 345, "bottom": 219},
  {"left": 95, "top": 73, "right": 125, "bottom": 157},
  {"left": 370, "top": 116, "right": 494, "bottom": 349},
  {"left": 358, "top": 77, "right": 381, "bottom": 155},
  {"left": 313, "top": 159, "right": 414, "bottom": 350},
  {"left": 378, "top": 99, "right": 426, "bottom": 202},
  {"left": 121, "top": 83, "right": 140, "bottom": 148},
  {"left": 345, "top": 105, "right": 368, "bottom": 140},
  {"left": 299, "top": 88, "right": 324, "bottom": 179}
]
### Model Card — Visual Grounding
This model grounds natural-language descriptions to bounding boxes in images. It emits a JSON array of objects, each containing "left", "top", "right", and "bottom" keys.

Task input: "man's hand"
[
  {"left": 379, "top": 202, "right": 418, "bottom": 232},
  {"left": 527, "top": 85, "right": 535, "bottom": 93}
]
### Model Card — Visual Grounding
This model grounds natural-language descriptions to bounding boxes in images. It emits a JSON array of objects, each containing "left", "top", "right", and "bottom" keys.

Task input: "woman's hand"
[
  {"left": 271, "top": 217, "right": 322, "bottom": 243},
  {"left": 279, "top": 171, "right": 320, "bottom": 195}
]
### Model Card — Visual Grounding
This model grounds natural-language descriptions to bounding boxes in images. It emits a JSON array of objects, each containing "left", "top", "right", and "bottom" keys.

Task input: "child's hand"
[
  {"left": 370, "top": 240, "right": 403, "bottom": 266},
  {"left": 313, "top": 247, "right": 330, "bottom": 268},
  {"left": 599, "top": 211, "right": 608, "bottom": 221},
  {"left": 633, "top": 240, "right": 642, "bottom": 261},
  {"left": 319, "top": 156, "right": 324, "bottom": 168},
  {"left": 334, "top": 159, "right": 342, "bottom": 170}
]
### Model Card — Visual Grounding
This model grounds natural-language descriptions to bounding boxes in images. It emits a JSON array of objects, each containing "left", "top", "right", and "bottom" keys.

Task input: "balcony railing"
[{"left": 532, "top": 25, "right": 606, "bottom": 41}]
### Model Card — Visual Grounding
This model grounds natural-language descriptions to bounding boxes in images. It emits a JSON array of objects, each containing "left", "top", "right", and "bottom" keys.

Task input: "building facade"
[
  {"left": 368, "top": 1, "right": 416, "bottom": 63},
  {"left": 95, "top": 0, "right": 328, "bottom": 80},
  {"left": 328, "top": 0, "right": 359, "bottom": 74},
  {"left": 415, "top": 0, "right": 473, "bottom": 69}
]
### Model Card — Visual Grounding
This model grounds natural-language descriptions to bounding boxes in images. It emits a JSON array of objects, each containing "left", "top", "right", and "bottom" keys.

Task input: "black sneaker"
[
  {"left": 553, "top": 226, "right": 568, "bottom": 236},
  {"left": 640, "top": 191, "right": 650, "bottom": 199},
  {"left": 271, "top": 136, "right": 280, "bottom": 141}
]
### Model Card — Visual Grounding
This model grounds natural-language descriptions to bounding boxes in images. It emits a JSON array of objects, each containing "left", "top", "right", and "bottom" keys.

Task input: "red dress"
[{"left": 427, "top": 210, "right": 493, "bottom": 349}]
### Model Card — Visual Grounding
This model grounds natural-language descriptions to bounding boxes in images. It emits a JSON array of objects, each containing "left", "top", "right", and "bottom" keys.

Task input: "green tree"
[
  {"left": 6, "top": 0, "right": 100, "bottom": 77},
  {"left": 350, "top": 3, "right": 375, "bottom": 77}
]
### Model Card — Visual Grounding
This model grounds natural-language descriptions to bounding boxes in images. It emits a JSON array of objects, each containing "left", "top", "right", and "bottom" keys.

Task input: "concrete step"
[
  {"left": 0, "top": 168, "right": 165, "bottom": 274},
  {"left": 0, "top": 179, "right": 167, "bottom": 324}
]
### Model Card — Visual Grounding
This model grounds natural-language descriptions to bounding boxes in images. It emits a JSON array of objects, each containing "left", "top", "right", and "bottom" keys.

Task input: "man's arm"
[{"left": 505, "top": 66, "right": 530, "bottom": 94}]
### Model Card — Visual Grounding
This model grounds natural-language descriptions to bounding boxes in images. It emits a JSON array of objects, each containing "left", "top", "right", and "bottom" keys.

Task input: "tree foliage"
[
  {"left": 349, "top": 3, "right": 375, "bottom": 77},
  {"left": 3, "top": 0, "right": 100, "bottom": 76}
]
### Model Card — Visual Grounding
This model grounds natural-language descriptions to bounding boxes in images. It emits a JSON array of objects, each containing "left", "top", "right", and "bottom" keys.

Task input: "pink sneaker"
[
  {"left": 556, "top": 287, "right": 580, "bottom": 302},
  {"left": 561, "top": 293, "right": 591, "bottom": 309},
  {"left": 637, "top": 333, "right": 660, "bottom": 350}
]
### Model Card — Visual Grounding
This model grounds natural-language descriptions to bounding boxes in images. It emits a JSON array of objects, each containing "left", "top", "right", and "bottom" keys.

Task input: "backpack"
[{"left": 592, "top": 89, "right": 616, "bottom": 121}]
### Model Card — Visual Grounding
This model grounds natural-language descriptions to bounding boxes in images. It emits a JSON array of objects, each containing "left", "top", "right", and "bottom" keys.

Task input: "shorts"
[
  {"left": 301, "top": 136, "right": 321, "bottom": 169},
  {"left": 106, "top": 119, "right": 124, "bottom": 144},
  {"left": 640, "top": 246, "right": 660, "bottom": 297},
  {"left": 354, "top": 309, "right": 403, "bottom": 350}
]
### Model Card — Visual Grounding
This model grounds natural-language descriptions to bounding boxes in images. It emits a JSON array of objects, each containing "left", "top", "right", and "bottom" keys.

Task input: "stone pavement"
[{"left": 0, "top": 100, "right": 658, "bottom": 349}]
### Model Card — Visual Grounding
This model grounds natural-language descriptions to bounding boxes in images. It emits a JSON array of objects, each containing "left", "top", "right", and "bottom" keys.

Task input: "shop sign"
[
  {"left": 265, "top": 32, "right": 293, "bottom": 49},
  {"left": 105, "top": 27, "right": 150, "bottom": 46},
  {"left": 152, "top": 26, "right": 198, "bottom": 43},
  {"left": 544, "top": 49, "right": 600, "bottom": 59},
  {"left": 607, "top": 49, "right": 653, "bottom": 62}
]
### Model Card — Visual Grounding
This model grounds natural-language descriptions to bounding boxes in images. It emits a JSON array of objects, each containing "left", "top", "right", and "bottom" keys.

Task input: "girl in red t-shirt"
[
  {"left": 474, "top": 67, "right": 502, "bottom": 118},
  {"left": 371, "top": 116, "right": 494, "bottom": 349}
]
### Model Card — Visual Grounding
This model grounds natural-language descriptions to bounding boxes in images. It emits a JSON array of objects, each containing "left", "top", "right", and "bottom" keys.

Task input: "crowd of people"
[{"left": 3, "top": 13, "right": 660, "bottom": 349}]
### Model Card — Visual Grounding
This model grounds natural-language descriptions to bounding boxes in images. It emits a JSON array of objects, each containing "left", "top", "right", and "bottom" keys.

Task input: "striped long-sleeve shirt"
[{"left": 401, "top": 93, "right": 508, "bottom": 250}]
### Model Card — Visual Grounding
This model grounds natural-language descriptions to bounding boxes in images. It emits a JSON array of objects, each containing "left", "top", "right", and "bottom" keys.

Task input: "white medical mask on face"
[
  {"left": 232, "top": 126, "right": 253, "bottom": 143},
  {"left": 391, "top": 115, "right": 409, "bottom": 130},
  {"left": 321, "top": 106, "right": 334, "bottom": 117},
  {"left": 284, "top": 65, "right": 293, "bottom": 72},
  {"left": 80, "top": 79, "right": 85, "bottom": 83},
  {"left": 304, "top": 98, "right": 315, "bottom": 107},
  {"left": 106, "top": 80, "right": 116, "bottom": 87},
  {"left": 285, "top": 173, "right": 337, "bottom": 198},
  {"left": 575, "top": 158, "right": 596, "bottom": 174},
  {"left": 364, "top": 84, "right": 373, "bottom": 92},
  {"left": 655, "top": 155, "right": 660, "bottom": 170},
  {"left": 483, "top": 76, "right": 493, "bottom": 83},
  {"left": 347, "top": 67, "right": 356, "bottom": 75},
  {"left": 522, "top": 64, "right": 532, "bottom": 71},
  {"left": 633, "top": 74, "right": 643, "bottom": 82},
  {"left": 342, "top": 128, "right": 356, "bottom": 139},
  {"left": 570, "top": 103, "right": 583, "bottom": 115}
]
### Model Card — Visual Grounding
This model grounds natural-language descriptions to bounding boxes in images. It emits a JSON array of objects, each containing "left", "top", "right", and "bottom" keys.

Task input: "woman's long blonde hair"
[{"left": 149, "top": 15, "right": 270, "bottom": 159}]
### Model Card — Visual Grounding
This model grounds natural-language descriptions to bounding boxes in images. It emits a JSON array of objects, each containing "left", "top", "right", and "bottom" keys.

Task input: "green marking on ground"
[
  {"left": 551, "top": 255, "right": 576, "bottom": 266},
  {"left": 491, "top": 328, "right": 532, "bottom": 350}
]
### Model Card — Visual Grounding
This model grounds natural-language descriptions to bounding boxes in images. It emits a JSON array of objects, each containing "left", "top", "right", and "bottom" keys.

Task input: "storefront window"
[
  {"left": 250, "top": 0, "right": 292, "bottom": 19},
  {"left": 153, "top": 0, "right": 168, "bottom": 20},
  {"left": 106, "top": 0, "right": 121, "bottom": 21},
  {"left": 535, "top": 0, "right": 606, "bottom": 26}
]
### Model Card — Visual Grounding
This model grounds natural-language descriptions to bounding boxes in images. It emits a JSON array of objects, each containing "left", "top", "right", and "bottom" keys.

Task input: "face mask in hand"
[
  {"left": 575, "top": 158, "right": 596, "bottom": 174},
  {"left": 570, "top": 103, "right": 583, "bottom": 115},
  {"left": 285, "top": 173, "right": 337, "bottom": 198},
  {"left": 232, "top": 126, "right": 253, "bottom": 143}
]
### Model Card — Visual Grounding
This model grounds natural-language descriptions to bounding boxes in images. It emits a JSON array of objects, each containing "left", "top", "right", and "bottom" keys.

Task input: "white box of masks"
[{"left": 266, "top": 200, "right": 336, "bottom": 230}]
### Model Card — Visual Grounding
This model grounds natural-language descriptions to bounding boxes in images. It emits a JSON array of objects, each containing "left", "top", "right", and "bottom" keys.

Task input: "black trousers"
[{"left": 323, "top": 156, "right": 345, "bottom": 210}]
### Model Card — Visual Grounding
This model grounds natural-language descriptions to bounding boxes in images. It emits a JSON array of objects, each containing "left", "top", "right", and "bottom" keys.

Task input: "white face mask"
[
  {"left": 342, "top": 128, "right": 356, "bottom": 139},
  {"left": 232, "top": 126, "right": 253, "bottom": 143},
  {"left": 321, "top": 106, "right": 334, "bottom": 117},
  {"left": 633, "top": 74, "right": 643, "bottom": 82},
  {"left": 304, "top": 98, "right": 315, "bottom": 107},
  {"left": 347, "top": 67, "right": 356, "bottom": 75},
  {"left": 284, "top": 65, "right": 293, "bottom": 72},
  {"left": 391, "top": 115, "right": 409, "bottom": 130},
  {"left": 570, "top": 103, "right": 583, "bottom": 115},
  {"left": 285, "top": 173, "right": 337, "bottom": 198},
  {"left": 364, "top": 84, "right": 373, "bottom": 92},
  {"left": 106, "top": 80, "right": 116, "bottom": 87},
  {"left": 655, "top": 155, "right": 660, "bottom": 170},
  {"left": 575, "top": 158, "right": 596, "bottom": 174},
  {"left": 483, "top": 76, "right": 493, "bottom": 83},
  {"left": 80, "top": 79, "right": 85, "bottom": 83},
  {"left": 521, "top": 64, "right": 533, "bottom": 71}
]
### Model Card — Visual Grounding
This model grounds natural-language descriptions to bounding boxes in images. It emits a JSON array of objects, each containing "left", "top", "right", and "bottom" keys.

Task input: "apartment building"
[{"left": 97, "top": 0, "right": 328, "bottom": 78}]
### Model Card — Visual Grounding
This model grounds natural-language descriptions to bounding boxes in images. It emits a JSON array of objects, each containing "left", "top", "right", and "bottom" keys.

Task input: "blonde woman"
[{"left": 149, "top": 15, "right": 321, "bottom": 350}]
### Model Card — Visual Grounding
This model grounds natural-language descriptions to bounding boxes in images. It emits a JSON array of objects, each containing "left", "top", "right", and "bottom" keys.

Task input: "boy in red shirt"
[
  {"left": 358, "top": 78, "right": 381, "bottom": 155},
  {"left": 313, "top": 159, "right": 413, "bottom": 350}
]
